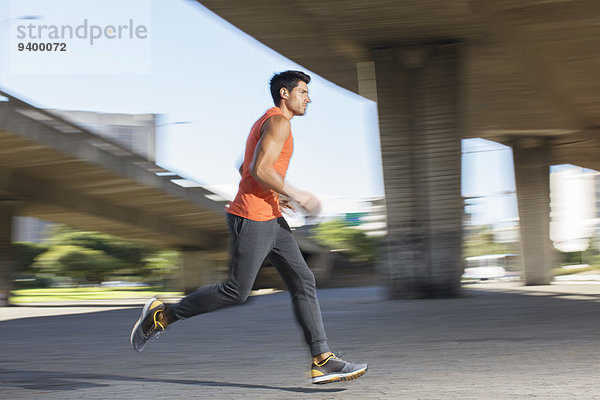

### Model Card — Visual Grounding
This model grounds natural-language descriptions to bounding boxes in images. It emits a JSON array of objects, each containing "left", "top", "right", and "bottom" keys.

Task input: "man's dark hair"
[{"left": 270, "top": 70, "right": 311, "bottom": 106}]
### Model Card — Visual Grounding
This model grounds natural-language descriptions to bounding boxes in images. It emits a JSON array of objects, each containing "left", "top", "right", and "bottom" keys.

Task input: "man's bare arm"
[
  {"left": 250, "top": 115, "right": 321, "bottom": 214},
  {"left": 250, "top": 115, "right": 289, "bottom": 193}
]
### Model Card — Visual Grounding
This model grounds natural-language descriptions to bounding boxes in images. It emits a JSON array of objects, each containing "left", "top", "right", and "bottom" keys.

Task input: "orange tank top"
[{"left": 226, "top": 107, "right": 293, "bottom": 221}]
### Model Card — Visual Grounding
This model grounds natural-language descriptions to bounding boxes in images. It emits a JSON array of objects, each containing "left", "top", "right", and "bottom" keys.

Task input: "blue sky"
[
  {"left": 0, "top": 0, "right": 383, "bottom": 203},
  {"left": 462, "top": 139, "right": 518, "bottom": 226},
  {"left": 0, "top": 0, "right": 519, "bottom": 225}
]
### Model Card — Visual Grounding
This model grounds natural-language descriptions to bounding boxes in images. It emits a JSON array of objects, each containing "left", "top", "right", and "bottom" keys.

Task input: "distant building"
[
  {"left": 13, "top": 216, "right": 52, "bottom": 243},
  {"left": 550, "top": 166, "right": 597, "bottom": 252},
  {"left": 355, "top": 197, "right": 387, "bottom": 237},
  {"left": 49, "top": 109, "right": 156, "bottom": 162},
  {"left": 14, "top": 109, "right": 157, "bottom": 243},
  {"left": 334, "top": 197, "right": 387, "bottom": 237},
  {"left": 493, "top": 223, "right": 520, "bottom": 244}
]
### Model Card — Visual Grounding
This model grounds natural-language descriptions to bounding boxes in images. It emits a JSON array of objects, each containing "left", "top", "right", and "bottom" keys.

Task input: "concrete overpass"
[
  {"left": 0, "top": 90, "right": 233, "bottom": 298},
  {"left": 196, "top": 0, "right": 600, "bottom": 297}
]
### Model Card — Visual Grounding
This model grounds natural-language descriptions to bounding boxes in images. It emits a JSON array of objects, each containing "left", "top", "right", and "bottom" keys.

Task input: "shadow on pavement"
[{"left": 0, "top": 368, "right": 347, "bottom": 394}]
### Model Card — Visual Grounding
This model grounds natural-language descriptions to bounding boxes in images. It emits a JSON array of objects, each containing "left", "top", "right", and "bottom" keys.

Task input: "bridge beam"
[{"left": 0, "top": 168, "right": 219, "bottom": 248}]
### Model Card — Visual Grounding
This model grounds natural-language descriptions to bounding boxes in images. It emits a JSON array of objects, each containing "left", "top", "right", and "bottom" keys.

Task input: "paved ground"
[{"left": 1, "top": 282, "right": 599, "bottom": 399}]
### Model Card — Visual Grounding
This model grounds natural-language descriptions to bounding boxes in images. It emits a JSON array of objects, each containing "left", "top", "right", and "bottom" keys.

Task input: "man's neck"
[{"left": 277, "top": 104, "right": 294, "bottom": 120}]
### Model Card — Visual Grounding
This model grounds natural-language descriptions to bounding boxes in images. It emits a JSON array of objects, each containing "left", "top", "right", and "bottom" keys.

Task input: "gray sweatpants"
[{"left": 171, "top": 213, "right": 330, "bottom": 357}]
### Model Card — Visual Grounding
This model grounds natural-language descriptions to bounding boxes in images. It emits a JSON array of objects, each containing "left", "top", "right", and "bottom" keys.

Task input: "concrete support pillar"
[
  {"left": 0, "top": 201, "right": 16, "bottom": 306},
  {"left": 513, "top": 139, "right": 553, "bottom": 285},
  {"left": 373, "top": 44, "right": 463, "bottom": 299},
  {"left": 178, "top": 249, "right": 218, "bottom": 295}
]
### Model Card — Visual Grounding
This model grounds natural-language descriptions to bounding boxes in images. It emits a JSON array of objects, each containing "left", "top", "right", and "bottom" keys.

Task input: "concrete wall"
[
  {"left": 0, "top": 201, "right": 16, "bottom": 306},
  {"left": 513, "top": 139, "right": 554, "bottom": 285},
  {"left": 374, "top": 44, "right": 464, "bottom": 298}
]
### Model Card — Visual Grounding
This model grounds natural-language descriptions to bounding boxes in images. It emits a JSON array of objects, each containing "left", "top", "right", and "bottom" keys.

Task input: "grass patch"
[
  {"left": 9, "top": 287, "right": 182, "bottom": 304},
  {"left": 553, "top": 264, "right": 600, "bottom": 276}
]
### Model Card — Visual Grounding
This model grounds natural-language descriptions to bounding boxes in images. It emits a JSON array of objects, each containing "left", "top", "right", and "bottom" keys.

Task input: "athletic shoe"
[
  {"left": 310, "top": 354, "right": 368, "bottom": 384},
  {"left": 130, "top": 297, "right": 168, "bottom": 352}
]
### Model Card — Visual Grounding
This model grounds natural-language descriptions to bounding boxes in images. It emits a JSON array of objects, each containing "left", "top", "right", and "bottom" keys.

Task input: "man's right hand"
[
  {"left": 293, "top": 190, "right": 322, "bottom": 216},
  {"left": 282, "top": 182, "right": 322, "bottom": 215}
]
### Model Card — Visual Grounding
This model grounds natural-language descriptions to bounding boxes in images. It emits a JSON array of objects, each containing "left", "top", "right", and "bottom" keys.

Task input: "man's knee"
[
  {"left": 219, "top": 282, "right": 251, "bottom": 305},
  {"left": 302, "top": 269, "right": 317, "bottom": 288},
  {"left": 229, "top": 292, "right": 250, "bottom": 305},
  {"left": 291, "top": 269, "right": 317, "bottom": 296}
]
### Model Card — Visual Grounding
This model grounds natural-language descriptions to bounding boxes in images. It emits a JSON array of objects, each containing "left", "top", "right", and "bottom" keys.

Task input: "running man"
[{"left": 130, "top": 70, "right": 367, "bottom": 384}]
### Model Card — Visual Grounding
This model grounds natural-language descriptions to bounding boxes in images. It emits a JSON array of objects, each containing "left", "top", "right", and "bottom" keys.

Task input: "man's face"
[{"left": 285, "top": 81, "right": 311, "bottom": 116}]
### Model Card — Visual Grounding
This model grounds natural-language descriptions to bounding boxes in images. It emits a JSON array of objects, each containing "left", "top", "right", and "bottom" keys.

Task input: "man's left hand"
[{"left": 279, "top": 196, "right": 297, "bottom": 214}]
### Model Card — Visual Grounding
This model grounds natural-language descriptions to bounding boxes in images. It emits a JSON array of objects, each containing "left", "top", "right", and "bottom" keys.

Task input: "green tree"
[
  {"left": 558, "top": 235, "right": 600, "bottom": 267},
  {"left": 46, "top": 226, "right": 155, "bottom": 269},
  {"left": 311, "top": 220, "right": 378, "bottom": 263},
  {"left": 34, "top": 226, "right": 179, "bottom": 284},
  {"left": 12, "top": 242, "right": 52, "bottom": 288},
  {"left": 463, "top": 225, "right": 518, "bottom": 259},
  {"left": 139, "top": 250, "right": 180, "bottom": 282},
  {"left": 33, "top": 245, "right": 119, "bottom": 284},
  {"left": 12, "top": 242, "right": 49, "bottom": 275}
]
